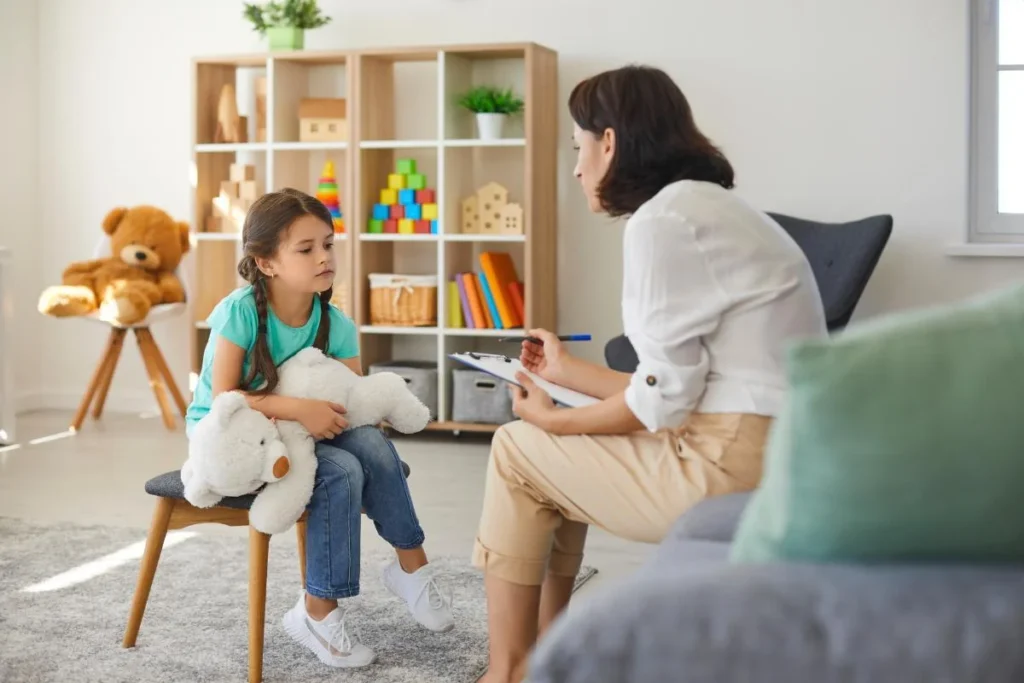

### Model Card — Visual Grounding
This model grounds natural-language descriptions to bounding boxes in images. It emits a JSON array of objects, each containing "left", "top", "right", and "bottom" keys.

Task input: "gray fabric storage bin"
[
  {"left": 452, "top": 368, "right": 516, "bottom": 425},
  {"left": 368, "top": 360, "right": 438, "bottom": 420}
]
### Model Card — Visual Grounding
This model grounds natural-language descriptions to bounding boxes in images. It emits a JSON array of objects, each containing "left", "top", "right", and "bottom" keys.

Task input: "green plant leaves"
[
  {"left": 242, "top": 0, "right": 332, "bottom": 33},
  {"left": 456, "top": 86, "right": 524, "bottom": 114}
]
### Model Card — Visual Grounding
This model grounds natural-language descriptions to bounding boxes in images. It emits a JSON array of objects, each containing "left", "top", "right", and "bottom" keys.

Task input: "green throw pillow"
[{"left": 731, "top": 282, "right": 1024, "bottom": 564}]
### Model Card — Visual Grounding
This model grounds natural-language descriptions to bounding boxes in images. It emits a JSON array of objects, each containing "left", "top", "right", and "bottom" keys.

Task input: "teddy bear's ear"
[
  {"left": 209, "top": 391, "right": 250, "bottom": 429},
  {"left": 102, "top": 207, "right": 129, "bottom": 235},
  {"left": 178, "top": 221, "right": 192, "bottom": 255}
]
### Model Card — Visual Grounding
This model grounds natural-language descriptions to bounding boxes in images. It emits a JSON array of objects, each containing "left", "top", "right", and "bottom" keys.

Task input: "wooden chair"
[
  {"left": 70, "top": 238, "right": 190, "bottom": 432},
  {"left": 123, "top": 461, "right": 411, "bottom": 683}
]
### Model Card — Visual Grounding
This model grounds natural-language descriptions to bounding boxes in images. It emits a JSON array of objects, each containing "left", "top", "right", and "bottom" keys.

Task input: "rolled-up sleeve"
[{"left": 622, "top": 214, "right": 724, "bottom": 432}]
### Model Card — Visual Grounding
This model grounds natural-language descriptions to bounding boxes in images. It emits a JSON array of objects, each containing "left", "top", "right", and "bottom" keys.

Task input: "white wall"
[
  {"left": 18, "top": 0, "right": 1024, "bottom": 412},
  {"left": 0, "top": 0, "right": 41, "bottom": 408}
]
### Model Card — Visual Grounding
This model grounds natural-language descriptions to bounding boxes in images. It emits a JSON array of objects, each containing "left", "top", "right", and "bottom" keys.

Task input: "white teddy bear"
[{"left": 181, "top": 347, "right": 431, "bottom": 535}]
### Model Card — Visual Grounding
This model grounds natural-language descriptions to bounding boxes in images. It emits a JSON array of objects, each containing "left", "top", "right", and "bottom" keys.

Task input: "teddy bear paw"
[
  {"left": 99, "top": 294, "right": 147, "bottom": 325},
  {"left": 37, "top": 286, "right": 97, "bottom": 317}
]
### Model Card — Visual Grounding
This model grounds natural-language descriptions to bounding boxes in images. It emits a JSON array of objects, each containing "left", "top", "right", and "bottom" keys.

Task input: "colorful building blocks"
[
  {"left": 396, "top": 158, "right": 416, "bottom": 175},
  {"left": 430, "top": 220, "right": 438, "bottom": 234},
  {"left": 368, "top": 219, "right": 384, "bottom": 233},
  {"left": 414, "top": 220, "right": 431, "bottom": 234},
  {"left": 383, "top": 219, "right": 398, "bottom": 233},
  {"left": 406, "top": 173, "right": 426, "bottom": 190},
  {"left": 406, "top": 204, "right": 422, "bottom": 220},
  {"left": 422, "top": 203, "right": 438, "bottom": 220},
  {"left": 370, "top": 158, "right": 439, "bottom": 237},
  {"left": 389, "top": 204, "right": 405, "bottom": 219},
  {"left": 398, "top": 188, "right": 416, "bottom": 205},
  {"left": 415, "top": 189, "right": 435, "bottom": 204},
  {"left": 398, "top": 219, "right": 415, "bottom": 234},
  {"left": 372, "top": 203, "right": 389, "bottom": 220},
  {"left": 388, "top": 173, "right": 406, "bottom": 190},
  {"left": 380, "top": 188, "right": 398, "bottom": 205}
]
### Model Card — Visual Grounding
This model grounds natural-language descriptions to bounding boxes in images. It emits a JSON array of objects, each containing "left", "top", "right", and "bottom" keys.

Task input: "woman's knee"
[
  {"left": 314, "top": 442, "right": 365, "bottom": 492},
  {"left": 489, "top": 420, "right": 536, "bottom": 478}
]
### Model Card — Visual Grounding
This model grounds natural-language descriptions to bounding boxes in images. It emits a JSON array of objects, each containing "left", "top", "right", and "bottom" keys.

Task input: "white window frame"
[{"left": 969, "top": 0, "right": 1024, "bottom": 242}]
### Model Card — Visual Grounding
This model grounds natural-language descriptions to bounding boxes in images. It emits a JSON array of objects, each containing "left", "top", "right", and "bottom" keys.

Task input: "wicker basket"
[{"left": 368, "top": 273, "right": 438, "bottom": 326}]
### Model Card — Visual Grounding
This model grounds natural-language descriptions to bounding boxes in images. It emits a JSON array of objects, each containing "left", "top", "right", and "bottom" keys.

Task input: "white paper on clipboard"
[{"left": 449, "top": 352, "right": 600, "bottom": 408}]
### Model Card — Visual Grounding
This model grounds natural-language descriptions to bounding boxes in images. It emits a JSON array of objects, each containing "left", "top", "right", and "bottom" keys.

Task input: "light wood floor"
[{"left": 0, "top": 410, "right": 653, "bottom": 596}]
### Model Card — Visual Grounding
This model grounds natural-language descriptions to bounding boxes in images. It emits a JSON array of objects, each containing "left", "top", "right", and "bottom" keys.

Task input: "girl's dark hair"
[
  {"left": 568, "top": 64, "right": 735, "bottom": 217},
  {"left": 237, "top": 187, "right": 334, "bottom": 394}
]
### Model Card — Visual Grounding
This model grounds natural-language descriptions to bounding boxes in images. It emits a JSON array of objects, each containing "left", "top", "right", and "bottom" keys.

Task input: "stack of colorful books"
[{"left": 447, "top": 252, "right": 524, "bottom": 330}]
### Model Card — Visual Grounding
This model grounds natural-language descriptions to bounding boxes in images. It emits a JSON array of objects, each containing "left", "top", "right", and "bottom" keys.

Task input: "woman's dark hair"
[
  {"left": 568, "top": 64, "right": 735, "bottom": 217},
  {"left": 237, "top": 187, "right": 334, "bottom": 394}
]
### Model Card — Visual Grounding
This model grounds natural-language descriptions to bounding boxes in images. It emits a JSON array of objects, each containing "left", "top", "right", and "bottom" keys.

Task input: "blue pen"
[{"left": 498, "top": 334, "right": 592, "bottom": 343}]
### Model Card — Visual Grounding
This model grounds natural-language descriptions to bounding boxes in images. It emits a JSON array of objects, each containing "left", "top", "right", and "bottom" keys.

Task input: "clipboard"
[{"left": 449, "top": 352, "right": 600, "bottom": 408}]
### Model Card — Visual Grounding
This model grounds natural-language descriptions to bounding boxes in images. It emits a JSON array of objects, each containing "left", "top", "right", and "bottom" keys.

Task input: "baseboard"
[{"left": 17, "top": 389, "right": 159, "bottom": 415}]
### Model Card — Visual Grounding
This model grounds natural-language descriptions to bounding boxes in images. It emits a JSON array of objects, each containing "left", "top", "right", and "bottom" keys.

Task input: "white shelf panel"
[
  {"left": 442, "top": 234, "right": 525, "bottom": 242},
  {"left": 360, "top": 234, "right": 438, "bottom": 242},
  {"left": 360, "top": 325, "right": 439, "bottom": 335},
  {"left": 359, "top": 139, "right": 439, "bottom": 149},
  {"left": 443, "top": 138, "right": 526, "bottom": 148},
  {"left": 195, "top": 143, "right": 268, "bottom": 153},
  {"left": 193, "top": 232, "right": 241, "bottom": 241},
  {"left": 272, "top": 141, "right": 349, "bottom": 151},
  {"left": 443, "top": 328, "right": 524, "bottom": 337}
]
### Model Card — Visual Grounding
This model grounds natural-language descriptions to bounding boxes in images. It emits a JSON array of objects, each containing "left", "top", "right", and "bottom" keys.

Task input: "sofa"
[
  {"left": 527, "top": 492, "right": 1024, "bottom": 682},
  {"left": 526, "top": 213, "right": 1024, "bottom": 682}
]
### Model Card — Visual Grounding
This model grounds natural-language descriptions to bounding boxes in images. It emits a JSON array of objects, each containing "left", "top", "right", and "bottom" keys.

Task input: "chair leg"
[
  {"left": 137, "top": 328, "right": 188, "bottom": 418},
  {"left": 92, "top": 328, "right": 127, "bottom": 420},
  {"left": 295, "top": 519, "right": 307, "bottom": 589},
  {"left": 134, "top": 328, "right": 176, "bottom": 430},
  {"left": 122, "top": 497, "right": 175, "bottom": 648},
  {"left": 249, "top": 526, "right": 271, "bottom": 683},
  {"left": 71, "top": 328, "right": 124, "bottom": 432}
]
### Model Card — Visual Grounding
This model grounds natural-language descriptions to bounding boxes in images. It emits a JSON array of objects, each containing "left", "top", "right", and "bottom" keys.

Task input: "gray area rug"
[{"left": 0, "top": 517, "right": 596, "bottom": 683}]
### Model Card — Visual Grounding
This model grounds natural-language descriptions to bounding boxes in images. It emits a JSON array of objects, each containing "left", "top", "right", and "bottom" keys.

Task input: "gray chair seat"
[{"left": 144, "top": 459, "right": 412, "bottom": 510}]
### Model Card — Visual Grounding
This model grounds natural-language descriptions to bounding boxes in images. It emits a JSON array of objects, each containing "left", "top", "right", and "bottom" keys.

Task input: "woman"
[{"left": 472, "top": 65, "right": 828, "bottom": 682}]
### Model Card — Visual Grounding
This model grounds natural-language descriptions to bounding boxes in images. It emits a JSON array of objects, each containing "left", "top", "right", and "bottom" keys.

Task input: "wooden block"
[
  {"left": 206, "top": 215, "right": 222, "bottom": 233},
  {"left": 221, "top": 180, "right": 240, "bottom": 198},
  {"left": 398, "top": 219, "right": 415, "bottom": 234},
  {"left": 422, "top": 203, "right": 438, "bottom": 220},
  {"left": 398, "top": 189, "right": 416, "bottom": 205},
  {"left": 239, "top": 180, "right": 259, "bottom": 201},
  {"left": 388, "top": 173, "right": 406, "bottom": 190},
  {"left": 389, "top": 204, "right": 404, "bottom": 219},
  {"left": 499, "top": 202, "right": 524, "bottom": 234},
  {"left": 372, "top": 203, "right": 389, "bottom": 220},
  {"left": 431, "top": 220, "right": 438, "bottom": 234},
  {"left": 405, "top": 203, "right": 422, "bottom": 220},
  {"left": 414, "top": 220, "right": 431, "bottom": 234},
  {"left": 380, "top": 189, "right": 397, "bottom": 205},
  {"left": 406, "top": 173, "right": 426, "bottom": 190},
  {"left": 368, "top": 219, "right": 384, "bottom": 234},
  {"left": 396, "top": 158, "right": 416, "bottom": 175},
  {"left": 383, "top": 219, "right": 398, "bottom": 233},
  {"left": 229, "top": 164, "right": 255, "bottom": 182},
  {"left": 415, "top": 189, "right": 435, "bottom": 204}
]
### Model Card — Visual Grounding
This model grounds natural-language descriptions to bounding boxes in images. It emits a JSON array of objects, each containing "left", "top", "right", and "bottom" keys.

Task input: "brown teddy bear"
[{"left": 38, "top": 205, "right": 191, "bottom": 326}]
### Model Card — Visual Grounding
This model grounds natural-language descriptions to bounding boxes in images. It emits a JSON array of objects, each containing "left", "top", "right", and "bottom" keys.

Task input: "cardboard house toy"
[
  {"left": 298, "top": 98, "right": 348, "bottom": 142},
  {"left": 460, "top": 181, "right": 523, "bottom": 235}
]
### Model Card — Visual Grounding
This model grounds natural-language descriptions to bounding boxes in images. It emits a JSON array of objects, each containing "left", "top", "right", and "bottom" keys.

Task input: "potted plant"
[
  {"left": 243, "top": 0, "right": 331, "bottom": 51},
  {"left": 457, "top": 86, "right": 525, "bottom": 140}
]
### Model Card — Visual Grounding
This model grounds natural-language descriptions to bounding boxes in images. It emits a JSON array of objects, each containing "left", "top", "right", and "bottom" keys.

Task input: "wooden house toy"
[
  {"left": 299, "top": 98, "right": 348, "bottom": 142},
  {"left": 459, "top": 182, "right": 523, "bottom": 235}
]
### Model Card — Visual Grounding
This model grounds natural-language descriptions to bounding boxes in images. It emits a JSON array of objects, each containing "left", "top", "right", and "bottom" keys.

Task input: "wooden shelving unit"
[{"left": 188, "top": 42, "right": 558, "bottom": 434}]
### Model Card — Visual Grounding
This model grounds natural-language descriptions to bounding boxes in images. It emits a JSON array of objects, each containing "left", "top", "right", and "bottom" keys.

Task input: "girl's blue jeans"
[
  {"left": 304, "top": 426, "right": 425, "bottom": 599},
  {"left": 185, "top": 423, "right": 424, "bottom": 600}
]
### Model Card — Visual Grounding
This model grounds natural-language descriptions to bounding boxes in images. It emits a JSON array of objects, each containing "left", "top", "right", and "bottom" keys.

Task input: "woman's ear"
[{"left": 602, "top": 128, "right": 616, "bottom": 158}]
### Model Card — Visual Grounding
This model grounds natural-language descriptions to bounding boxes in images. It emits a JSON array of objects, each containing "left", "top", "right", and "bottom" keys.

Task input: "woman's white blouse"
[{"left": 622, "top": 180, "right": 828, "bottom": 433}]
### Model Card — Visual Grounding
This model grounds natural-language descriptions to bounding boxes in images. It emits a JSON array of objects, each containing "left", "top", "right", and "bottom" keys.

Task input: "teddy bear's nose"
[{"left": 135, "top": 251, "right": 147, "bottom": 261}]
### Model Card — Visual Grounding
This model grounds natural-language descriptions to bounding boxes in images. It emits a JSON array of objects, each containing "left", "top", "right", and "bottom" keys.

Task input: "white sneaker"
[
  {"left": 381, "top": 561, "right": 455, "bottom": 633},
  {"left": 282, "top": 593, "right": 376, "bottom": 668}
]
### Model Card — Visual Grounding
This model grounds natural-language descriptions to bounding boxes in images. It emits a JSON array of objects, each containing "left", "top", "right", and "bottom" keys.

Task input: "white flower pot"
[{"left": 475, "top": 113, "right": 506, "bottom": 140}]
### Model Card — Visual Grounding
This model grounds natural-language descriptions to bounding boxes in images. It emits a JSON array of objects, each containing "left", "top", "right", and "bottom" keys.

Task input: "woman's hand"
[
  {"left": 511, "top": 372, "right": 559, "bottom": 430},
  {"left": 294, "top": 398, "right": 349, "bottom": 440},
  {"left": 520, "top": 328, "right": 573, "bottom": 386}
]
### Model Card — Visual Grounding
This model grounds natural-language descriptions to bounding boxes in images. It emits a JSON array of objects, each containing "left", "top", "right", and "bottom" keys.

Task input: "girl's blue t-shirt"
[{"left": 185, "top": 285, "right": 359, "bottom": 429}]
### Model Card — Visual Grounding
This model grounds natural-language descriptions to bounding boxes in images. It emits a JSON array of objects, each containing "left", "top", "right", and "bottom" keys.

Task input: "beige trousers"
[{"left": 471, "top": 412, "right": 772, "bottom": 586}]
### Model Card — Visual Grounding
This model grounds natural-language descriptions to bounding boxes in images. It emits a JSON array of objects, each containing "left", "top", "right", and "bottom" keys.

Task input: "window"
[{"left": 971, "top": 0, "right": 1024, "bottom": 239}]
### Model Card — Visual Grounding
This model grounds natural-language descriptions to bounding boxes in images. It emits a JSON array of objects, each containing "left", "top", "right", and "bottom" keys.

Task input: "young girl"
[{"left": 185, "top": 188, "right": 454, "bottom": 669}]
